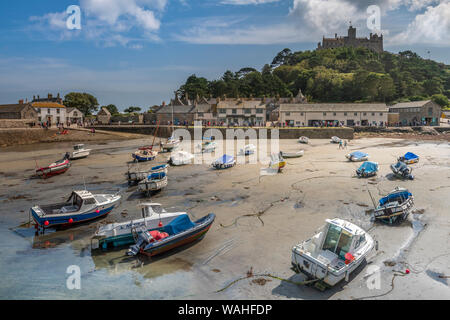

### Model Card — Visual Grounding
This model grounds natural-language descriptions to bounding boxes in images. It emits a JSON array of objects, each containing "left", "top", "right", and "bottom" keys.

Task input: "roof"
[
  {"left": 390, "top": 100, "right": 432, "bottom": 109},
  {"left": 97, "top": 107, "right": 111, "bottom": 116},
  {"left": 279, "top": 103, "right": 388, "bottom": 112},
  {"left": 0, "top": 103, "right": 33, "bottom": 113},
  {"left": 217, "top": 99, "right": 266, "bottom": 109},
  {"left": 67, "top": 107, "right": 82, "bottom": 114},
  {"left": 192, "top": 104, "right": 213, "bottom": 113},
  {"left": 156, "top": 105, "right": 195, "bottom": 114},
  {"left": 32, "top": 102, "right": 66, "bottom": 109}
]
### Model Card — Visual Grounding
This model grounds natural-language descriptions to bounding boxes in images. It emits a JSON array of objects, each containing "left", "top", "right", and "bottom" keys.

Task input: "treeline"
[{"left": 176, "top": 47, "right": 450, "bottom": 107}]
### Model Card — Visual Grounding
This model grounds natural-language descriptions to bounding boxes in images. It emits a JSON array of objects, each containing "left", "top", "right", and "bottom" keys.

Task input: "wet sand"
[{"left": 0, "top": 137, "right": 449, "bottom": 300}]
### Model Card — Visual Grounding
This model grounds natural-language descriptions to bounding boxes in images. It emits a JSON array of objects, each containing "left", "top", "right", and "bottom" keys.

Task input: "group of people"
[{"left": 338, "top": 140, "right": 348, "bottom": 149}]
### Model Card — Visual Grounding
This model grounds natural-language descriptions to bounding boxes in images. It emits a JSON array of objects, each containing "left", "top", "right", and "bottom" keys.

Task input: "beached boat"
[
  {"left": 291, "top": 218, "right": 375, "bottom": 289},
  {"left": 161, "top": 136, "right": 181, "bottom": 152},
  {"left": 398, "top": 152, "right": 419, "bottom": 164},
  {"left": 92, "top": 203, "right": 187, "bottom": 250},
  {"left": 132, "top": 149, "right": 158, "bottom": 162},
  {"left": 281, "top": 150, "right": 304, "bottom": 158},
  {"left": 70, "top": 144, "right": 91, "bottom": 160},
  {"left": 212, "top": 154, "right": 236, "bottom": 169},
  {"left": 202, "top": 141, "right": 217, "bottom": 153},
  {"left": 330, "top": 136, "right": 341, "bottom": 144},
  {"left": 138, "top": 171, "right": 168, "bottom": 196},
  {"left": 31, "top": 190, "right": 121, "bottom": 229},
  {"left": 391, "top": 161, "right": 414, "bottom": 180},
  {"left": 35, "top": 153, "right": 71, "bottom": 179},
  {"left": 126, "top": 164, "right": 168, "bottom": 185},
  {"left": 269, "top": 153, "right": 286, "bottom": 172},
  {"left": 346, "top": 151, "right": 369, "bottom": 162},
  {"left": 298, "top": 136, "right": 309, "bottom": 144},
  {"left": 168, "top": 151, "right": 194, "bottom": 166},
  {"left": 240, "top": 144, "right": 257, "bottom": 155},
  {"left": 373, "top": 187, "right": 414, "bottom": 224},
  {"left": 127, "top": 213, "right": 215, "bottom": 257},
  {"left": 356, "top": 161, "right": 378, "bottom": 178}
]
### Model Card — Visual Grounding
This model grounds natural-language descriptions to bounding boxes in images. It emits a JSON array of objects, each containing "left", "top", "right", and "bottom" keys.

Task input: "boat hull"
[
  {"left": 36, "top": 160, "right": 71, "bottom": 179},
  {"left": 138, "top": 177, "right": 168, "bottom": 193},
  {"left": 71, "top": 150, "right": 91, "bottom": 160}
]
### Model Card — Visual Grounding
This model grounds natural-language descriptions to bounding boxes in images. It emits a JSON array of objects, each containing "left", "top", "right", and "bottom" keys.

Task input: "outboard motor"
[{"left": 127, "top": 228, "right": 153, "bottom": 256}]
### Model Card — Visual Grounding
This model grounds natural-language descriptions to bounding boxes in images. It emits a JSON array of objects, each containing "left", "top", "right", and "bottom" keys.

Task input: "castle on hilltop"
[{"left": 317, "top": 25, "right": 383, "bottom": 53}]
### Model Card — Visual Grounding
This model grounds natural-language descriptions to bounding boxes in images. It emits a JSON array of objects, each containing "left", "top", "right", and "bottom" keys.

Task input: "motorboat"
[
  {"left": 138, "top": 171, "right": 168, "bottom": 196},
  {"left": 280, "top": 150, "right": 304, "bottom": 158},
  {"left": 391, "top": 161, "right": 414, "bottom": 180},
  {"left": 356, "top": 161, "right": 378, "bottom": 178},
  {"left": 398, "top": 152, "right": 419, "bottom": 164},
  {"left": 298, "top": 136, "right": 309, "bottom": 144},
  {"left": 269, "top": 153, "right": 286, "bottom": 172},
  {"left": 92, "top": 203, "right": 187, "bottom": 250},
  {"left": 70, "top": 144, "right": 91, "bottom": 160},
  {"left": 346, "top": 151, "right": 369, "bottom": 162},
  {"left": 240, "top": 144, "right": 257, "bottom": 155},
  {"left": 202, "top": 141, "right": 217, "bottom": 153},
  {"left": 212, "top": 154, "right": 236, "bottom": 170},
  {"left": 168, "top": 151, "right": 194, "bottom": 166},
  {"left": 291, "top": 218, "right": 375, "bottom": 289},
  {"left": 330, "top": 136, "right": 341, "bottom": 144},
  {"left": 161, "top": 135, "right": 181, "bottom": 152},
  {"left": 132, "top": 149, "right": 158, "bottom": 162},
  {"left": 31, "top": 190, "right": 121, "bottom": 230},
  {"left": 35, "top": 153, "right": 71, "bottom": 179},
  {"left": 127, "top": 213, "right": 215, "bottom": 257},
  {"left": 373, "top": 187, "right": 414, "bottom": 224},
  {"left": 126, "top": 164, "right": 169, "bottom": 185}
]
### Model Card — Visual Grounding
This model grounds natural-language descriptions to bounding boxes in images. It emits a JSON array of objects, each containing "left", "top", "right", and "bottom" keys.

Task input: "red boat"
[
  {"left": 36, "top": 153, "right": 71, "bottom": 179},
  {"left": 138, "top": 146, "right": 153, "bottom": 151}
]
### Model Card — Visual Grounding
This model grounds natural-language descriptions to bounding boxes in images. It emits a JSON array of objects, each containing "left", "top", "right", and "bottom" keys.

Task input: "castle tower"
[{"left": 348, "top": 25, "right": 356, "bottom": 39}]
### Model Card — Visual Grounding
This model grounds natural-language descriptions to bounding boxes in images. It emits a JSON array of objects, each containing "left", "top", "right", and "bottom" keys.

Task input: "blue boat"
[
  {"left": 132, "top": 149, "right": 158, "bottom": 162},
  {"left": 138, "top": 171, "right": 168, "bottom": 195},
  {"left": 356, "top": 161, "right": 379, "bottom": 177},
  {"left": 373, "top": 188, "right": 414, "bottom": 224},
  {"left": 127, "top": 213, "right": 215, "bottom": 257},
  {"left": 391, "top": 161, "right": 414, "bottom": 180},
  {"left": 212, "top": 154, "right": 236, "bottom": 169},
  {"left": 346, "top": 151, "right": 369, "bottom": 162},
  {"left": 398, "top": 152, "right": 419, "bottom": 164}
]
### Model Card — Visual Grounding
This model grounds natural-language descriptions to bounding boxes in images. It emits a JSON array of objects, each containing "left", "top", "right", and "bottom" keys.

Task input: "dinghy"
[
  {"left": 398, "top": 152, "right": 419, "bottom": 164},
  {"left": 291, "top": 218, "right": 374, "bottom": 289},
  {"left": 201, "top": 141, "right": 217, "bottom": 153},
  {"left": 132, "top": 149, "right": 158, "bottom": 162},
  {"left": 346, "top": 151, "right": 369, "bottom": 162},
  {"left": 31, "top": 190, "right": 121, "bottom": 230},
  {"left": 391, "top": 161, "right": 414, "bottom": 180},
  {"left": 126, "top": 164, "right": 168, "bottom": 185},
  {"left": 356, "top": 161, "right": 378, "bottom": 178},
  {"left": 240, "top": 144, "right": 257, "bottom": 155},
  {"left": 35, "top": 153, "right": 71, "bottom": 179},
  {"left": 280, "top": 150, "right": 304, "bottom": 158},
  {"left": 168, "top": 151, "right": 194, "bottom": 166},
  {"left": 330, "top": 136, "right": 341, "bottom": 144},
  {"left": 373, "top": 187, "right": 414, "bottom": 224},
  {"left": 70, "top": 144, "right": 91, "bottom": 160},
  {"left": 127, "top": 213, "right": 215, "bottom": 257},
  {"left": 298, "top": 136, "right": 309, "bottom": 144},
  {"left": 161, "top": 136, "right": 181, "bottom": 152},
  {"left": 269, "top": 153, "right": 286, "bottom": 172},
  {"left": 138, "top": 171, "right": 168, "bottom": 196},
  {"left": 92, "top": 203, "right": 187, "bottom": 249},
  {"left": 212, "top": 154, "right": 236, "bottom": 169}
]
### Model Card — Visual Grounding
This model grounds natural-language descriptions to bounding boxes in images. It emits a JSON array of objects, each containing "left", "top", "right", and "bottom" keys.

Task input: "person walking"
[
  {"left": 344, "top": 140, "right": 348, "bottom": 149},
  {"left": 339, "top": 140, "right": 343, "bottom": 149}
]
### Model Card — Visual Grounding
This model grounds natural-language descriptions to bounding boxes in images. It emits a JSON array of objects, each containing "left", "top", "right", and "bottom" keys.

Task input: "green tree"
[
  {"left": 64, "top": 92, "right": 99, "bottom": 116},
  {"left": 431, "top": 94, "right": 449, "bottom": 107},
  {"left": 102, "top": 104, "right": 119, "bottom": 115},
  {"left": 124, "top": 106, "right": 142, "bottom": 114}
]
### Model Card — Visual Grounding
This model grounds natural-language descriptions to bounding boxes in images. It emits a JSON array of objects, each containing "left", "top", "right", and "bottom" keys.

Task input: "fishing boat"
[
  {"left": 391, "top": 161, "right": 414, "bottom": 180},
  {"left": 298, "top": 136, "right": 309, "bottom": 144},
  {"left": 202, "top": 141, "right": 217, "bottom": 153},
  {"left": 346, "top": 151, "right": 369, "bottom": 162},
  {"left": 31, "top": 190, "right": 121, "bottom": 230},
  {"left": 398, "top": 152, "right": 419, "bottom": 164},
  {"left": 330, "top": 136, "right": 341, "bottom": 144},
  {"left": 92, "top": 203, "right": 187, "bottom": 250},
  {"left": 35, "top": 153, "right": 71, "bottom": 179},
  {"left": 138, "top": 171, "right": 168, "bottom": 196},
  {"left": 212, "top": 154, "right": 236, "bottom": 169},
  {"left": 280, "top": 150, "right": 304, "bottom": 159},
  {"left": 126, "top": 164, "right": 169, "bottom": 185},
  {"left": 373, "top": 187, "right": 414, "bottom": 224},
  {"left": 161, "top": 135, "right": 181, "bottom": 152},
  {"left": 291, "top": 218, "right": 375, "bottom": 289},
  {"left": 127, "top": 213, "right": 215, "bottom": 257},
  {"left": 240, "top": 144, "right": 257, "bottom": 155},
  {"left": 269, "top": 153, "right": 286, "bottom": 172},
  {"left": 132, "top": 149, "right": 158, "bottom": 162},
  {"left": 356, "top": 161, "right": 379, "bottom": 178},
  {"left": 70, "top": 144, "right": 91, "bottom": 160},
  {"left": 168, "top": 151, "right": 194, "bottom": 166}
]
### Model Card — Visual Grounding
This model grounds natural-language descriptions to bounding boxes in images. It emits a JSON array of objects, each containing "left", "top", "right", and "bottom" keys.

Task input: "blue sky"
[{"left": 0, "top": 0, "right": 449, "bottom": 111}]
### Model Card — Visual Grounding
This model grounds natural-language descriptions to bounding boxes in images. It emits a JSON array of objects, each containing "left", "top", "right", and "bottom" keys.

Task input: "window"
[
  {"left": 232, "top": 109, "right": 237, "bottom": 114},
  {"left": 363, "top": 112, "right": 367, "bottom": 116},
  {"left": 323, "top": 112, "right": 327, "bottom": 116},
  {"left": 38, "top": 117, "right": 41, "bottom": 122},
  {"left": 244, "top": 109, "right": 251, "bottom": 114},
  {"left": 344, "top": 112, "right": 347, "bottom": 116},
  {"left": 84, "top": 198, "right": 96, "bottom": 205},
  {"left": 285, "top": 112, "right": 290, "bottom": 116},
  {"left": 219, "top": 108, "right": 225, "bottom": 114},
  {"left": 37, "top": 109, "right": 41, "bottom": 114},
  {"left": 371, "top": 113, "right": 375, "bottom": 116},
  {"left": 197, "top": 112, "right": 204, "bottom": 117},
  {"left": 428, "top": 107, "right": 433, "bottom": 116},
  {"left": 56, "top": 117, "right": 60, "bottom": 123},
  {"left": 74, "top": 111, "right": 78, "bottom": 117},
  {"left": 300, "top": 112, "right": 304, "bottom": 116},
  {"left": 354, "top": 112, "right": 357, "bottom": 116},
  {"left": 380, "top": 113, "right": 383, "bottom": 116},
  {"left": 57, "top": 109, "right": 60, "bottom": 114},
  {"left": 333, "top": 112, "right": 337, "bottom": 116},
  {"left": 48, "top": 109, "right": 51, "bottom": 114},
  {"left": 256, "top": 108, "right": 263, "bottom": 114}
]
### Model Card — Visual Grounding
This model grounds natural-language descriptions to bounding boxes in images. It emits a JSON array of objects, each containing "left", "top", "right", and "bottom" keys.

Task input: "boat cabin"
[
  {"left": 138, "top": 203, "right": 166, "bottom": 218},
  {"left": 40, "top": 190, "right": 98, "bottom": 215},
  {"left": 73, "top": 144, "right": 85, "bottom": 151}
]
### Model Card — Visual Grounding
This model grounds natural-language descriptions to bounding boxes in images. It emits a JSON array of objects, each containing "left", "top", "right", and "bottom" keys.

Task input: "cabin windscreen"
[{"left": 322, "top": 224, "right": 353, "bottom": 260}]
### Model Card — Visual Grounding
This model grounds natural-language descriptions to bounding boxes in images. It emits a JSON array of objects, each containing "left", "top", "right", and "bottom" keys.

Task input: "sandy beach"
[{"left": 0, "top": 136, "right": 449, "bottom": 300}]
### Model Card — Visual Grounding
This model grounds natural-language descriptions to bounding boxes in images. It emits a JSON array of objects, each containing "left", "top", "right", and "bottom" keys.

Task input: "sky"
[{"left": 0, "top": 0, "right": 449, "bottom": 111}]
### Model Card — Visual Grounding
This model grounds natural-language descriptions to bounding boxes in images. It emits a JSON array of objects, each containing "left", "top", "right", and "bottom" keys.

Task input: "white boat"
[
  {"left": 92, "top": 203, "right": 187, "bottom": 250},
  {"left": 126, "top": 164, "right": 169, "bottom": 185},
  {"left": 168, "top": 151, "right": 194, "bottom": 166},
  {"left": 240, "top": 144, "right": 257, "bottom": 155},
  {"left": 346, "top": 151, "right": 369, "bottom": 162},
  {"left": 70, "top": 144, "right": 91, "bottom": 160},
  {"left": 269, "top": 153, "right": 286, "bottom": 171},
  {"left": 138, "top": 172, "right": 168, "bottom": 196},
  {"left": 280, "top": 150, "right": 304, "bottom": 158},
  {"left": 291, "top": 218, "right": 375, "bottom": 288},
  {"left": 201, "top": 141, "right": 217, "bottom": 153},
  {"left": 161, "top": 136, "right": 181, "bottom": 152},
  {"left": 298, "top": 136, "right": 309, "bottom": 144},
  {"left": 330, "top": 136, "right": 341, "bottom": 144}
]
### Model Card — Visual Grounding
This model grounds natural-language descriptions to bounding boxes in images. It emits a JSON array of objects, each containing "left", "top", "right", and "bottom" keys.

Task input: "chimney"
[
  {"left": 18, "top": 99, "right": 24, "bottom": 104},
  {"left": 335, "top": 33, "right": 337, "bottom": 38},
  {"left": 162, "top": 101, "right": 166, "bottom": 106},
  {"left": 37, "top": 95, "right": 40, "bottom": 99},
  {"left": 48, "top": 93, "right": 52, "bottom": 99}
]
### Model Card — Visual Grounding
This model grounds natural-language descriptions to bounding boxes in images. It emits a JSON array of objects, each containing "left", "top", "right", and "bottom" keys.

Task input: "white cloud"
[{"left": 221, "top": 0, "right": 281, "bottom": 5}]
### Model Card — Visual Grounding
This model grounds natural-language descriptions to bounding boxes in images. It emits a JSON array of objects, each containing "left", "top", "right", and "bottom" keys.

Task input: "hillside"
[{"left": 177, "top": 47, "right": 450, "bottom": 106}]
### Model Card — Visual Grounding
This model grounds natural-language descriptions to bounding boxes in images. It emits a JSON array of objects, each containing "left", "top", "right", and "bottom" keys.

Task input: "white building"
[{"left": 32, "top": 101, "right": 67, "bottom": 125}]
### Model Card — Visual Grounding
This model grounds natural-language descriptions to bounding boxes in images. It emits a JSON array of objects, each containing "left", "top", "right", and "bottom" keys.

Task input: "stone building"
[
  {"left": 155, "top": 92, "right": 195, "bottom": 125},
  {"left": 96, "top": 107, "right": 111, "bottom": 124},
  {"left": 66, "top": 107, "right": 84, "bottom": 124},
  {"left": 0, "top": 100, "right": 38, "bottom": 121},
  {"left": 216, "top": 98, "right": 266, "bottom": 127},
  {"left": 279, "top": 103, "right": 389, "bottom": 127},
  {"left": 317, "top": 26, "right": 383, "bottom": 53},
  {"left": 389, "top": 100, "right": 441, "bottom": 126}
]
